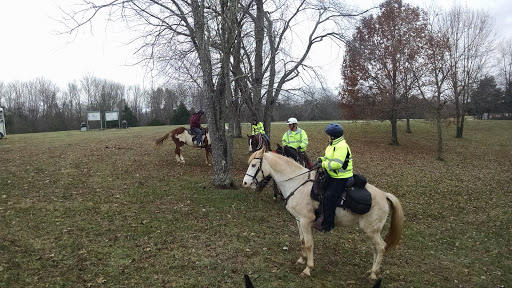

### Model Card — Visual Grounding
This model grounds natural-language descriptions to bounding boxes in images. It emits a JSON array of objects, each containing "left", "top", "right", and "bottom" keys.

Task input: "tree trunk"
[
  {"left": 390, "top": 109, "right": 399, "bottom": 146},
  {"left": 406, "top": 118, "right": 412, "bottom": 133},
  {"left": 194, "top": 0, "right": 235, "bottom": 188},
  {"left": 436, "top": 106, "right": 444, "bottom": 161}
]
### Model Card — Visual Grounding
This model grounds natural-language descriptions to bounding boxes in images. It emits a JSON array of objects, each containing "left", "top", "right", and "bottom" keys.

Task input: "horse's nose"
[{"left": 243, "top": 181, "right": 248, "bottom": 187}]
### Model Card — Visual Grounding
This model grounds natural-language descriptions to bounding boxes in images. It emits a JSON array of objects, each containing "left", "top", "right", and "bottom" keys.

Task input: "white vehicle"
[{"left": 0, "top": 107, "right": 5, "bottom": 139}]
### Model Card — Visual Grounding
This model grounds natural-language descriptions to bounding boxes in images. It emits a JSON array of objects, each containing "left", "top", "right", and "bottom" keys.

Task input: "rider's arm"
[{"left": 299, "top": 130, "right": 308, "bottom": 151}]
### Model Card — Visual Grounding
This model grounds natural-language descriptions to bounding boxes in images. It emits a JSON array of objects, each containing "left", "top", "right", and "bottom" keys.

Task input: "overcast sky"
[{"left": 0, "top": 0, "right": 510, "bottom": 91}]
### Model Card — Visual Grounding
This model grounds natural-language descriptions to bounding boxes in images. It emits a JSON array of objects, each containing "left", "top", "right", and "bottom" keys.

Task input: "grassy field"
[{"left": 1, "top": 120, "right": 511, "bottom": 287}]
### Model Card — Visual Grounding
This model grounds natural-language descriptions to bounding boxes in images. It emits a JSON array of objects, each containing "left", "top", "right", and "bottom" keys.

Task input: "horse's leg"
[
  {"left": 205, "top": 146, "right": 212, "bottom": 166},
  {"left": 272, "top": 180, "right": 280, "bottom": 200},
  {"left": 365, "top": 230, "right": 386, "bottom": 280},
  {"left": 296, "top": 220, "right": 307, "bottom": 265},
  {"left": 175, "top": 143, "right": 185, "bottom": 163},
  {"left": 174, "top": 145, "right": 181, "bottom": 163},
  {"left": 298, "top": 220, "right": 315, "bottom": 277}
]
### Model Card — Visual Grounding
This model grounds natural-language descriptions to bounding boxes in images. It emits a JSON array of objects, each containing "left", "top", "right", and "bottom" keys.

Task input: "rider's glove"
[{"left": 312, "top": 158, "right": 323, "bottom": 169}]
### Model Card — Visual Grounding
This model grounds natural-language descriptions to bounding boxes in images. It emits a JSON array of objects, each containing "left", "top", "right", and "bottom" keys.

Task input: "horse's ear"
[
  {"left": 256, "top": 147, "right": 265, "bottom": 157},
  {"left": 276, "top": 143, "right": 282, "bottom": 148},
  {"left": 247, "top": 134, "right": 251, "bottom": 138}
]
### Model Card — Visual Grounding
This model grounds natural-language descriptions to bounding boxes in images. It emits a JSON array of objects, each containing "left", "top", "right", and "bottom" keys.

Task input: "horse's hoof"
[
  {"left": 369, "top": 272, "right": 378, "bottom": 281},
  {"left": 296, "top": 258, "right": 306, "bottom": 265},
  {"left": 300, "top": 269, "right": 311, "bottom": 277}
]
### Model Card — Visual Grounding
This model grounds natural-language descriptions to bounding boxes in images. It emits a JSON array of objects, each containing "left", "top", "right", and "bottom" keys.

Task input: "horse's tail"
[
  {"left": 154, "top": 131, "right": 173, "bottom": 147},
  {"left": 383, "top": 193, "right": 404, "bottom": 253}
]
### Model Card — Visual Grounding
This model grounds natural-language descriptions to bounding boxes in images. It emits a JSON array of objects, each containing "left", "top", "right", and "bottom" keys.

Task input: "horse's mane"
[
  {"left": 248, "top": 149, "right": 307, "bottom": 173},
  {"left": 266, "top": 152, "right": 307, "bottom": 171}
]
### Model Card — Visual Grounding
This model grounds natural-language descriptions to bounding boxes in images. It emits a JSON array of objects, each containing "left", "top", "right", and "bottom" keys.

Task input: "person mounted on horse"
[
  {"left": 250, "top": 117, "right": 270, "bottom": 151},
  {"left": 282, "top": 117, "right": 312, "bottom": 169},
  {"left": 190, "top": 109, "right": 205, "bottom": 148},
  {"left": 312, "top": 123, "right": 353, "bottom": 232}
]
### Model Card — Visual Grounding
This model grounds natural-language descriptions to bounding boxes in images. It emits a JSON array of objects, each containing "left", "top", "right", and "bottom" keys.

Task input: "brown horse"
[
  {"left": 247, "top": 133, "right": 271, "bottom": 153},
  {"left": 154, "top": 127, "right": 212, "bottom": 166},
  {"left": 242, "top": 148, "right": 404, "bottom": 281}
]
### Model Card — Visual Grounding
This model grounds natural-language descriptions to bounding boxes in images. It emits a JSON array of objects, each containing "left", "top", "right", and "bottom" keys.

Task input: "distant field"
[{"left": 1, "top": 120, "right": 511, "bottom": 287}]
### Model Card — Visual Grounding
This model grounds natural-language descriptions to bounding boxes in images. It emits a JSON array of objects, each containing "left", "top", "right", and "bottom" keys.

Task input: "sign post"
[
  {"left": 105, "top": 111, "right": 120, "bottom": 128},
  {"left": 87, "top": 111, "right": 102, "bottom": 130}
]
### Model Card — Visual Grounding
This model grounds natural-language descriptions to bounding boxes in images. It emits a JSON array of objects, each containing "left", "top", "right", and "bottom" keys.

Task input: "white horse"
[{"left": 242, "top": 147, "right": 404, "bottom": 281}]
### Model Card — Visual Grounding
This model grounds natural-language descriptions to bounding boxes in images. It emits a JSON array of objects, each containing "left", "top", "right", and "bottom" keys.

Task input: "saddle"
[
  {"left": 275, "top": 144, "right": 312, "bottom": 170},
  {"left": 311, "top": 171, "right": 372, "bottom": 217},
  {"left": 188, "top": 128, "right": 206, "bottom": 143}
]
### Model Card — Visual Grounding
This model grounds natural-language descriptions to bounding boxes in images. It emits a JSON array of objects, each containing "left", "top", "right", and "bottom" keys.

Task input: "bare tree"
[
  {"left": 444, "top": 5, "right": 496, "bottom": 138},
  {"left": 61, "top": 0, "right": 239, "bottom": 187},
  {"left": 233, "top": 0, "right": 365, "bottom": 139},
  {"left": 409, "top": 4, "right": 455, "bottom": 161},
  {"left": 498, "top": 38, "right": 512, "bottom": 89}
]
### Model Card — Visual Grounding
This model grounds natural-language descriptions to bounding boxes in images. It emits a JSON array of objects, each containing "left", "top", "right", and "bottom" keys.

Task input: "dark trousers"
[{"left": 322, "top": 177, "right": 349, "bottom": 231}]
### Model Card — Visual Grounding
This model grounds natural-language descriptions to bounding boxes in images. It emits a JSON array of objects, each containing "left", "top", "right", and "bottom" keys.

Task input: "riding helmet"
[
  {"left": 325, "top": 123, "right": 344, "bottom": 138},
  {"left": 286, "top": 117, "right": 298, "bottom": 124}
]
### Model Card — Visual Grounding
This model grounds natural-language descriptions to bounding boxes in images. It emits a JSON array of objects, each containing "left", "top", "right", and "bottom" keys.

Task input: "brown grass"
[{"left": 0, "top": 119, "right": 511, "bottom": 287}]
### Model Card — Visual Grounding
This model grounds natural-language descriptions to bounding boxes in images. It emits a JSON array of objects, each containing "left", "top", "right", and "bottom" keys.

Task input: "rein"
[
  {"left": 283, "top": 170, "right": 314, "bottom": 204},
  {"left": 248, "top": 155, "right": 313, "bottom": 204}
]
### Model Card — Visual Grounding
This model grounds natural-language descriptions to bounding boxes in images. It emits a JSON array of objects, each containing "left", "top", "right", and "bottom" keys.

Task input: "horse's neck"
[{"left": 266, "top": 156, "right": 309, "bottom": 198}]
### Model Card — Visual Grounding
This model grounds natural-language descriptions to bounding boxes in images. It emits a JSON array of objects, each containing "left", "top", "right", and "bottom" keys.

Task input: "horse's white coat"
[{"left": 242, "top": 149, "right": 404, "bottom": 281}]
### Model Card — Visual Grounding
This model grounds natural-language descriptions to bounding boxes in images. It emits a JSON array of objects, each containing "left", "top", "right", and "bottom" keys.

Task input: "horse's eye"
[{"left": 251, "top": 164, "right": 256, "bottom": 167}]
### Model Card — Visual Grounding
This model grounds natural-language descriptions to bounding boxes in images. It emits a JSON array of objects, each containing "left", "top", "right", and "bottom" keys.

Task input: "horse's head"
[
  {"left": 243, "top": 147, "right": 268, "bottom": 188},
  {"left": 247, "top": 134, "right": 256, "bottom": 152}
]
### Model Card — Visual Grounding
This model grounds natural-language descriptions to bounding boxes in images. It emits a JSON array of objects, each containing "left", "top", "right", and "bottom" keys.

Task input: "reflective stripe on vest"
[{"left": 286, "top": 128, "right": 302, "bottom": 144}]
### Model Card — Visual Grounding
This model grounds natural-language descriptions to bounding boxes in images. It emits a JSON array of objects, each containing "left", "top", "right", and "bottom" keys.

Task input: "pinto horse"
[
  {"left": 247, "top": 133, "right": 271, "bottom": 153},
  {"left": 242, "top": 148, "right": 404, "bottom": 281},
  {"left": 154, "top": 127, "right": 212, "bottom": 166}
]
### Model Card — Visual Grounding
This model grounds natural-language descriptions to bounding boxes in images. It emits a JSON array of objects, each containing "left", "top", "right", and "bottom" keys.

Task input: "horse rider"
[
  {"left": 313, "top": 123, "right": 353, "bottom": 232},
  {"left": 251, "top": 117, "right": 270, "bottom": 148},
  {"left": 190, "top": 109, "right": 204, "bottom": 147},
  {"left": 282, "top": 117, "right": 311, "bottom": 168}
]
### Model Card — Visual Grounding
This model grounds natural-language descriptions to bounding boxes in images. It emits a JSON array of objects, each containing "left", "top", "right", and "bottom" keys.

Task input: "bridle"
[
  {"left": 245, "top": 157, "right": 265, "bottom": 186},
  {"left": 246, "top": 155, "right": 313, "bottom": 204}
]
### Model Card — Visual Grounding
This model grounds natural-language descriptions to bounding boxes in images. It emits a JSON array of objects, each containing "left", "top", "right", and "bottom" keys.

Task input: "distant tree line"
[{"left": 0, "top": 76, "right": 343, "bottom": 134}]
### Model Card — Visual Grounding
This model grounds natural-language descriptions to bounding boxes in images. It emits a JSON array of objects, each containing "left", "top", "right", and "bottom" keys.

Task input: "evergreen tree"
[
  {"left": 121, "top": 105, "right": 138, "bottom": 127},
  {"left": 171, "top": 102, "right": 190, "bottom": 125}
]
